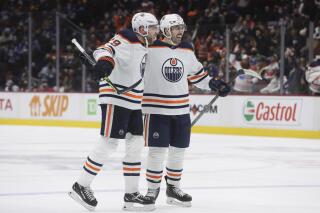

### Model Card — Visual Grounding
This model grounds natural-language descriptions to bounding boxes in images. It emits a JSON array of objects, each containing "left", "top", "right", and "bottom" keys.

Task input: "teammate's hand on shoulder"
[
  {"left": 94, "top": 59, "right": 113, "bottom": 80},
  {"left": 209, "top": 77, "right": 231, "bottom": 97}
]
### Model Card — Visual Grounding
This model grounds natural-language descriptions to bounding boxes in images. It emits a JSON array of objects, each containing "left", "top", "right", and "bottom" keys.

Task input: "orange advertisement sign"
[{"left": 29, "top": 95, "right": 69, "bottom": 117}]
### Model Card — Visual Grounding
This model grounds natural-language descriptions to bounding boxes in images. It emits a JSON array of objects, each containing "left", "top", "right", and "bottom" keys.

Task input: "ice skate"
[{"left": 68, "top": 182, "right": 97, "bottom": 211}]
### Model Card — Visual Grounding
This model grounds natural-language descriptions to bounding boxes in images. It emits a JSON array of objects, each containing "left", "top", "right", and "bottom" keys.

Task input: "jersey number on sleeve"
[{"left": 110, "top": 39, "right": 121, "bottom": 47}]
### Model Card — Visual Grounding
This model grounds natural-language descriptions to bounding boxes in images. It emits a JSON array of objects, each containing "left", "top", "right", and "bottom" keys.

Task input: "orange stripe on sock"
[
  {"left": 123, "top": 167, "right": 141, "bottom": 171},
  {"left": 167, "top": 172, "right": 181, "bottom": 177},
  {"left": 146, "top": 174, "right": 162, "bottom": 179},
  {"left": 85, "top": 162, "right": 100, "bottom": 172}
]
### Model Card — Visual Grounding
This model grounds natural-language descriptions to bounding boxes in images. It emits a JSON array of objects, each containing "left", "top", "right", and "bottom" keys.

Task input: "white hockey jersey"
[
  {"left": 306, "top": 57, "right": 320, "bottom": 93},
  {"left": 93, "top": 30, "right": 147, "bottom": 110},
  {"left": 142, "top": 40, "right": 211, "bottom": 115}
]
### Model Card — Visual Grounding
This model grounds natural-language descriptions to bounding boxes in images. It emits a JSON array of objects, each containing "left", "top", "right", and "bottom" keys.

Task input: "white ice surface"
[{"left": 0, "top": 125, "right": 320, "bottom": 213}]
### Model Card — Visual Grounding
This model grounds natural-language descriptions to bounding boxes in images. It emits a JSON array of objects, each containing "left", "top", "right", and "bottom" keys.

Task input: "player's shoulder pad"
[
  {"left": 178, "top": 42, "right": 194, "bottom": 51},
  {"left": 117, "top": 29, "right": 141, "bottom": 43}
]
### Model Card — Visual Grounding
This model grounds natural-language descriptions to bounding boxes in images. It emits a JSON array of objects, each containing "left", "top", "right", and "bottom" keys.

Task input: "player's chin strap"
[
  {"left": 191, "top": 69, "right": 262, "bottom": 127},
  {"left": 143, "top": 36, "right": 149, "bottom": 48},
  {"left": 71, "top": 38, "right": 143, "bottom": 95},
  {"left": 163, "top": 28, "right": 179, "bottom": 46},
  {"left": 167, "top": 39, "right": 178, "bottom": 46}
]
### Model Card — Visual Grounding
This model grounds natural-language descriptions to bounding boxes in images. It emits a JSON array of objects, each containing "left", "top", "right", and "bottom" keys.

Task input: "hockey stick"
[
  {"left": 191, "top": 69, "right": 261, "bottom": 127},
  {"left": 71, "top": 38, "right": 143, "bottom": 94}
]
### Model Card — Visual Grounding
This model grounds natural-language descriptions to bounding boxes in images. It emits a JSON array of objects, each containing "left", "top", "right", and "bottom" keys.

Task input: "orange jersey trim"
[
  {"left": 99, "top": 88, "right": 143, "bottom": 99},
  {"left": 99, "top": 56, "right": 115, "bottom": 67},
  {"left": 188, "top": 71, "right": 208, "bottom": 81},
  {"left": 144, "top": 114, "right": 149, "bottom": 146},
  {"left": 105, "top": 105, "right": 113, "bottom": 137},
  {"left": 142, "top": 98, "right": 189, "bottom": 104}
]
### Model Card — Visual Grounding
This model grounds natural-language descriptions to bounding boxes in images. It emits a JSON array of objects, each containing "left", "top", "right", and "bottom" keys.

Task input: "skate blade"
[
  {"left": 166, "top": 197, "right": 192, "bottom": 207},
  {"left": 68, "top": 190, "right": 96, "bottom": 211},
  {"left": 123, "top": 202, "right": 155, "bottom": 211}
]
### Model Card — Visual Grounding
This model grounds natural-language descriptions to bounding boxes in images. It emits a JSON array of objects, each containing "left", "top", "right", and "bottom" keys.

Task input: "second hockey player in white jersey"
[
  {"left": 142, "top": 14, "right": 231, "bottom": 208},
  {"left": 68, "top": 12, "right": 159, "bottom": 211},
  {"left": 306, "top": 55, "right": 320, "bottom": 95}
]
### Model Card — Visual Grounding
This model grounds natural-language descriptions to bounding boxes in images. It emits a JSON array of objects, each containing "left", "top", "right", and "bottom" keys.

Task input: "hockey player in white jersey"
[
  {"left": 142, "top": 14, "right": 231, "bottom": 208},
  {"left": 306, "top": 54, "right": 320, "bottom": 95},
  {"left": 68, "top": 12, "right": 159, "bottom": 211}
]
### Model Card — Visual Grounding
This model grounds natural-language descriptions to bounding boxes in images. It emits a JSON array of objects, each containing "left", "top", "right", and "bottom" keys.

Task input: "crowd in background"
[{"left": 0, "top": 0, "right": 319, "bottom": 95}]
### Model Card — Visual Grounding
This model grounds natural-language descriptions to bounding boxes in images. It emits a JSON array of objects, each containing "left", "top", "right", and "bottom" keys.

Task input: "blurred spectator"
[
  {"left": 0, "top": 0, "right": 319, "bottom": 96},
  {"left": 232, "top": 54, "right": 259, "bottom": 93},
  {"left": 38, "top": 63, "right": 56, "bottom": 88}
]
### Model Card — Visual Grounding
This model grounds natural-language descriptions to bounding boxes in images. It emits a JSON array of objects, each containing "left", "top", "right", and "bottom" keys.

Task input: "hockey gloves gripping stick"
[
  {"left": 191, "top": 68, "right": 262, "bottom": 127},
  {"left": 94, "top": 60, "right": 113, "bottom": 79},
  {"left": 209, "top": 78, "right": 231, "bottom": 97},
  {"left": 71, "top": 38, "right": 141, "bottom": 95}
]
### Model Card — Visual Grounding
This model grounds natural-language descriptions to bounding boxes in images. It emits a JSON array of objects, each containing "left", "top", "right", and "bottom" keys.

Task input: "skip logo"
[
  {"left": 161, "top": 58, "right": 184, "bottom": 82},
  {"left": 29, "top": 95, "right": 69, "bottom": 117}
]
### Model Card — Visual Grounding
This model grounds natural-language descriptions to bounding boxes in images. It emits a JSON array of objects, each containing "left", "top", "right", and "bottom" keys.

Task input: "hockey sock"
[
  {"left": 166, "top": 146, "right": 186, "bottom": 186},
  {"left": 77, "top": 137, "right": 118, "bottom": 187},
  {"left": 123, "top": 134, "right": 144, "bottom": 193},
  {"left": 146, "top": 147, "right": 167, "bottom": 189}
]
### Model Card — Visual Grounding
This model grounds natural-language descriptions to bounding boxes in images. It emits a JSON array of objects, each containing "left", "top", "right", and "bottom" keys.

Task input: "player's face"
[
  {"left": 147, "top": 25, "right": 159, "bottom": 44},
  {"left": 170, "top": 24, "right": 186, "bottom": 44}
]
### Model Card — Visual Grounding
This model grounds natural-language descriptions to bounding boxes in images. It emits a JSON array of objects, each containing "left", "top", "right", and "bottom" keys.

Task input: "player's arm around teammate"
[{"left": 69, "top": 12, "right": 159, "bottom": 212}]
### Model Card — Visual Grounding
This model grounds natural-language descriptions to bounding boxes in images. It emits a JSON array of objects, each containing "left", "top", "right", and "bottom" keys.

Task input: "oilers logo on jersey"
[{"left": 161, "top": 58, "right": 184, "bottom": 82}]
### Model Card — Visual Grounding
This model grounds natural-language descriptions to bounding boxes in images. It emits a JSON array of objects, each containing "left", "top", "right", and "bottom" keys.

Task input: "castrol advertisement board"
[
  {"left": 0, "top": 92, "right": 319, "bottom": 132},
  {"left": 189, "top": 95, "right": 319, "bottom": 131},
  {"left": 242, "top": 98, "right": 302, "bottom": 126}
]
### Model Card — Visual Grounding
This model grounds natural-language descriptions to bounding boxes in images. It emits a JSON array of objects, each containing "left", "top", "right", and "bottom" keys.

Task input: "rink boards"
[{"left": 0, "top": 92, "right": 319, "bottom": 138}]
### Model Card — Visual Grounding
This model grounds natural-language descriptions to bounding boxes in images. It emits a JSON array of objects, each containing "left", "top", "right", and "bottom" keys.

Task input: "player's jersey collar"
[
  {"left": 150, "top": 39, "right": 193, "bottom": 51},
  {"left": 118, "top": 29, "right": 145, "bottom": 45}
]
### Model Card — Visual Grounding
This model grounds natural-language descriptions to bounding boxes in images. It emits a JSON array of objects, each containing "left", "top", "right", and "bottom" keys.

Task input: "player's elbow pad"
[{"left": 94, "top": 57, "right": 115, "bottom": 79}]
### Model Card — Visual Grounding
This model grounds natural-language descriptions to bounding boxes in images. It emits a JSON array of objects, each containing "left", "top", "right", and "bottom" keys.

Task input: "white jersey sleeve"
[
  {"left": 93, "top": 41, "right": 115, "bottom": 61},
  {"left": 187, "top": 52, "right": 211, "bottom": 90},
  {"left": 93, "top": 30, "right": 147, "bottom": 110}
]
